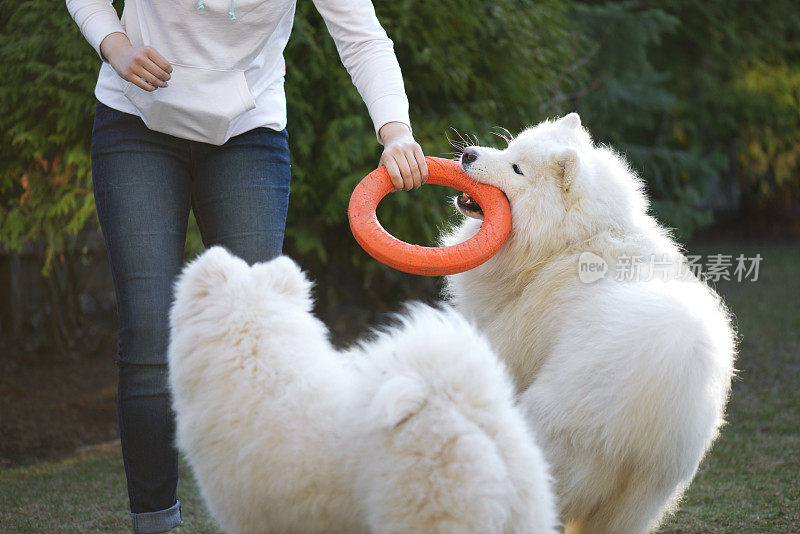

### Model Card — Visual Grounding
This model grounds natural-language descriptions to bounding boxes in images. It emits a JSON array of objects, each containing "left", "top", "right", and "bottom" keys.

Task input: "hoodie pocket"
[{"left": 123, "top": 63, "right": 256, "bottom": 145}]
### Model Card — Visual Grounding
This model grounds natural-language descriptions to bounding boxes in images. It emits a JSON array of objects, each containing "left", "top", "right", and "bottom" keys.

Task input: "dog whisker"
[
  {"left": 448, "top": 127, "right": 475, "bottom": 151},
  {"left": 490, "top": 131, "right": 509, "bottom": 145},
  {"left": 446, "top": 134, "right": 466, "bottom": 149},
  {"left": 446, "top": 129, "right": 469, "bottom": 162},
  {"left": 490, "top": 126, "right": 513, "bottom": 146},
  {"left": 494, "top": 126, "right": 514, "bottom": 144}
]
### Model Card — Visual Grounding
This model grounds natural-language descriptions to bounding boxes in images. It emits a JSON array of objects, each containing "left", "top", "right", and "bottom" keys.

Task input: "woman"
[{"left": 66, "top": 1, "right": 427, "bottom": 532}]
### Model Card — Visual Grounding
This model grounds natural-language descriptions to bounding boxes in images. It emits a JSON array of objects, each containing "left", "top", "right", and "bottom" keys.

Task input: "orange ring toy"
[{"left": 348, "top": 156, "right": 512, "bottom": 276}]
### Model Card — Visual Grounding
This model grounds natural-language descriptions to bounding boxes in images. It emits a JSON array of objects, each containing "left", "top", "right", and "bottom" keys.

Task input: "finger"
[
  {"left": 127, "top": 73, "right": 156, "bottom": 92},
  {"left": 145, "top": 47, "right": 173, "bottom": 74},
  {"left": 133, "top": 64, "right": 166, "bottom": 88},
  {"left": 402, "top": 148, "right": 422, "bottom": 189},
  {"left": 140, "top": 56, "right": 170, "bottom": 82},
  {"left": 393, "top": 151, "right": 414, "bottom": 190},
  {"left": 383, "top": 158, "right": 403, "bottom": 190},
  {"left": 412, "top": 144, "right": 428, "bottom": 184}
]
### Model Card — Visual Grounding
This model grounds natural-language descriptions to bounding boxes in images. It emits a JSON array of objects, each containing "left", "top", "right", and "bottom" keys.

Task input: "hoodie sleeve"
[
  {"left": 311, "top": 0, "right": 411, "bottom": 142},
  {"left": 66, "top": 0, "right": 125, "bottom": 60}
]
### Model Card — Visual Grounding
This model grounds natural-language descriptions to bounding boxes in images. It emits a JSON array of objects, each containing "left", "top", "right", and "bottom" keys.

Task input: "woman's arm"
[
  {"left": 66, "top": 0, "right": 125, "bottom": 59},
  {"left": 66, "top": 0, "right": 172, "bottom": 92},
  {"left": 312, "top": 0, "right": 427, "bottom": 190}
]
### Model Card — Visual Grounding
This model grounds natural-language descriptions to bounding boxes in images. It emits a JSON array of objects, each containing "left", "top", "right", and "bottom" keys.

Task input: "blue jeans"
[{"left": 91, "top": 101, "right": 291, "bottom": 533}]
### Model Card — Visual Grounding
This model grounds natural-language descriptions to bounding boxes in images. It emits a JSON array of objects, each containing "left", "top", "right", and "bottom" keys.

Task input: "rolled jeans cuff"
[{"left": 130, "top": 500, "right": 181, "bottom": 533}]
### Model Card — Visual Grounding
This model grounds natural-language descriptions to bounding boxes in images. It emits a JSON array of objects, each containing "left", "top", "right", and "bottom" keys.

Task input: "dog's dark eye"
[{"left": 512, "top": 164, "right": 524, "bottom": 175}]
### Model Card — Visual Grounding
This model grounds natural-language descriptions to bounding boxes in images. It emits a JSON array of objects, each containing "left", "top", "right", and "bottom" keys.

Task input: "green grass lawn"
[
  {"left": 1, "top": 241, "right": 797, "bottom": 533},
  {"left": 0, "top": 446, "right": 218, "bottom": 533}
]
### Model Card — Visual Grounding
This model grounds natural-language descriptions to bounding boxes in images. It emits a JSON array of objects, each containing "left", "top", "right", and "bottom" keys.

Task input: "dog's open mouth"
[{"left": 456, "top": 192, "right": 484, "bottom": 220}]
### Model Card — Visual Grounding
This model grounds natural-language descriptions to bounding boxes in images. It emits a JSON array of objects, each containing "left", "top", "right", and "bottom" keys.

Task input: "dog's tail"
[{"left": 356, "top": 305, "right": 560, "bottom": 534}]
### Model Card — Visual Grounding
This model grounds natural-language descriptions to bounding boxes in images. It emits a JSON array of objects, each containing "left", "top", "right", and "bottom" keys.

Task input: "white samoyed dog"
[
  {"left": 444, "top": 113, "right": 736, "bottom": 534},
  {"left": 168, "top": 246, "right": 559, "bottom": 534}
]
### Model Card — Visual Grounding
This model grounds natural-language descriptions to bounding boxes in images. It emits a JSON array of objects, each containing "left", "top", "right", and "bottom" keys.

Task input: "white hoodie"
[{"left": 67, "top": 0, "right": 411, "bottom": 145}]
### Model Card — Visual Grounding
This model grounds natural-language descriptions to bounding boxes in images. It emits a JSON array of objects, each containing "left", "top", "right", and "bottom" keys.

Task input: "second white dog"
[
  {"left": 445, "top": 114, "right": 736, "bottom": 533},
  {"left": 168, "top": 246, "right": 558, "bottom": 533}
]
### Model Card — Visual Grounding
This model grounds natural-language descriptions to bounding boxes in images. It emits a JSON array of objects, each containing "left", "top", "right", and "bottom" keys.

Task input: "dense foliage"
[
  {"left": 570, "top": 0, "right": 800, "bottom": 237},
  {"left": 654, "top": 0, "right": 800, "bottom": 230},
  {"left": 1, "top": 0, "right": 798, "bottom": 348},
  {"left": 0, "top": 2, "right": 98, "bottom": 274}
]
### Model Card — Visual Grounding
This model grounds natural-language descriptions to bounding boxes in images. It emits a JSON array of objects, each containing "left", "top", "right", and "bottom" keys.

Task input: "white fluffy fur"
[
  {"left": 444, "top": 113, "right": 736, "bottom": 534},
  {"left": 168, "top": 246, "right": 559, "bottom": 534}
]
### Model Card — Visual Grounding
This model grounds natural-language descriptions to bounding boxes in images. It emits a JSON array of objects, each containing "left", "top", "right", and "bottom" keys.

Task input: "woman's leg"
[
  {"left": 91, "top": 102, "right": 189, "bottom": 534},
  {"left": 190, "top": 127, "right": 291, "bottom": 265}
]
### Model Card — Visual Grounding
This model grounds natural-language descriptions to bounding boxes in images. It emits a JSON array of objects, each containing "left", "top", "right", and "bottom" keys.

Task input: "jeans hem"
[{"left": 130, "top": 500, "right": 182, "bottom": 533}]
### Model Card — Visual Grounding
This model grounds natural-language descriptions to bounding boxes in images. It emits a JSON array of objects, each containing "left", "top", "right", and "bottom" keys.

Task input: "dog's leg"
[
  {"left": 564, "top": 519, "right": 587, "bottom": 534},
  {"left": 563, "top": 470, "right": 679, "bottom": 534}
]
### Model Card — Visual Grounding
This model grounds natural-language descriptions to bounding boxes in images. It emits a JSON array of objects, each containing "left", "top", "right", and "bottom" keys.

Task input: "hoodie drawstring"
[{"left": 195, "top": 0, "right": 235, "bottom": 21}]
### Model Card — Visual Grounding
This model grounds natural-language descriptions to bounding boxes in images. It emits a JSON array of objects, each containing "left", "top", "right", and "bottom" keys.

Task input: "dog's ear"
[
  {"left": 176, "top": 246, "right": 241, "bottom": 301},
  {"left": 253, "top": 256, "right": 313, "bottom": 299},
  {"left": 554, "top": 148, "right": 579, "bottom": 194},
  {"left": 369, "top": 375, "right": 428, "bottom": 429},
  {"left": 557, "top": 112, "right": 581, "bottom": 130}
]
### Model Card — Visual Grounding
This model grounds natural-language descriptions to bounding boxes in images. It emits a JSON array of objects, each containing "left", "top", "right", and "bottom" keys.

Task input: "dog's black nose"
[{"left": 461, "top": 147, "right": 478, "bottom": 166}]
